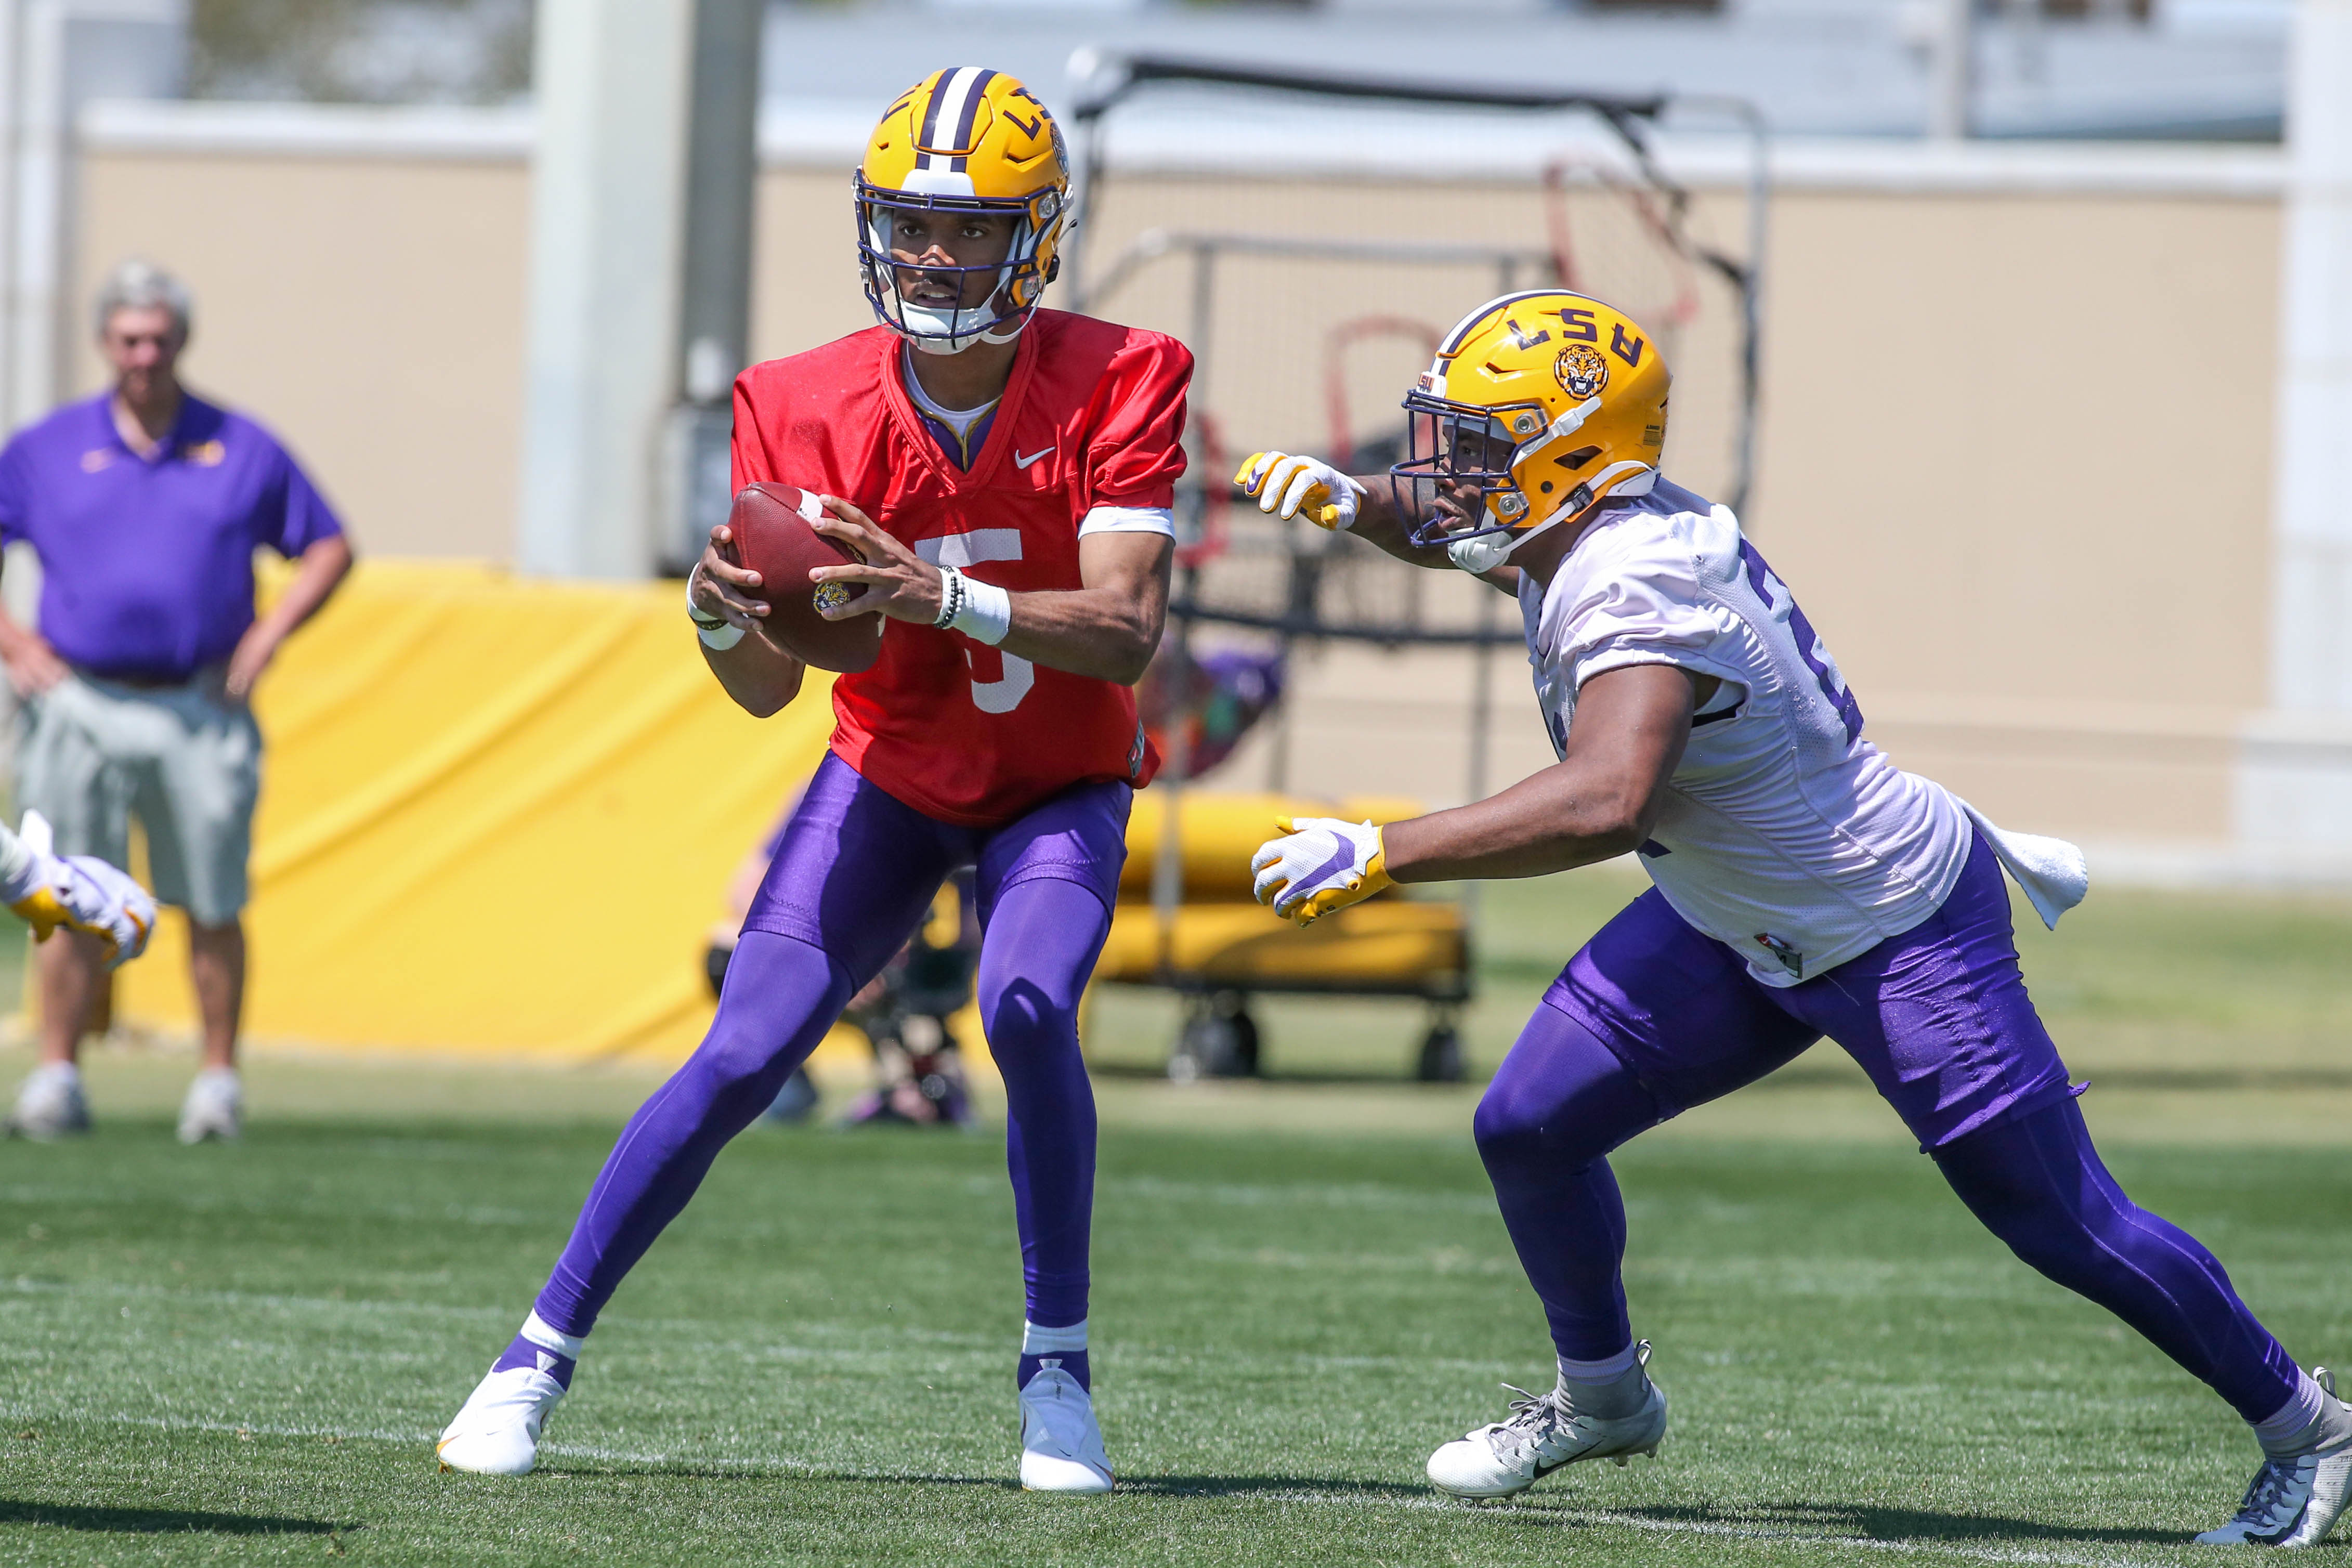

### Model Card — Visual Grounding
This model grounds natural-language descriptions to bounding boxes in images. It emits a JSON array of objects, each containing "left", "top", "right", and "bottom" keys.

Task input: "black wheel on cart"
[
  {"left": 1415, "top": 1024, "right": 1466, "bottom": 1083},
  {"left": 1169, "top": 991, "right": 1262, "bottom": 1080},
  {"left": 1223, "top": 1000, "right": 1262, "bottom": 1078}
]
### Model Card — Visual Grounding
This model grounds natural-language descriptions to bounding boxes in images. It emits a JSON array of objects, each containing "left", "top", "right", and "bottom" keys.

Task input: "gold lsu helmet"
[
  {"left": 856, "top": 67, "right": 1069, "bottom": 354},
  {"left": 1392, "top": 290, "right": 1670, "bottom": 569}
]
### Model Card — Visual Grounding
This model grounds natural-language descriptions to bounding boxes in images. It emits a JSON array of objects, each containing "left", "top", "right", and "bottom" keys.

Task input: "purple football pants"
[
  {"left": 1476, "top": 833, "right": 2301, "bottom": 1425},
  {"left": 533, "top": 753, "right": 1127, "bottom": 1338}
]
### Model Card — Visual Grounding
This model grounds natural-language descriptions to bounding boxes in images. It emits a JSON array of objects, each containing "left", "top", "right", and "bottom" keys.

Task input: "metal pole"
[
  {"left": 516, "top": 0, "right": 695, "bottom": 580},
  {"left": 677, "top": 0, "right": 760, "bottom": 402},
  {"left": 658, "top": 0, "right": 763, "bottom": 575},
  {"left": 1929, "top": 0, "right": 1976, "bottom": 141},
  {"left": 0, "top": 0, "right": 22, "bottom": 434},
  {"left": 6, "top": 0, "right": 62, "bottom": 432},
  {"left": 1727, "top": 98, "right": 1771, "bottom": 521},
  {"left": 1151, "top": 241, "right": 1216, "bottom": 974},
  {"left": 1462, "top": 582, "right": 1498, "bottom": 940}
]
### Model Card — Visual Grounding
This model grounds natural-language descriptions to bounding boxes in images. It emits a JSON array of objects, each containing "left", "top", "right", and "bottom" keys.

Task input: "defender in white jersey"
[{"left": 1236, "top": 290, "right": 2351, "bottom": 1547}]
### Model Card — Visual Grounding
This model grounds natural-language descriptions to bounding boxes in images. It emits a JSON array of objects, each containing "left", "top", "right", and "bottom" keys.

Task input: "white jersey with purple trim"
[{"left": 1516, "top": 477, "right": 1972, "bottom": 986}]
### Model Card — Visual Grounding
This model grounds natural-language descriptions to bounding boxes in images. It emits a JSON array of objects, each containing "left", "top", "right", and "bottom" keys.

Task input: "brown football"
[{"left": 724, "top": 482, "right": 885, "bottom": 674}]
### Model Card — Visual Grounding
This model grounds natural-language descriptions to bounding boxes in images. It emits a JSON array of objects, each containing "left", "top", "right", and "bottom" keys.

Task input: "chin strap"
[{"left": 1447, "top": 464, "right": 1658, "bottom": 575}]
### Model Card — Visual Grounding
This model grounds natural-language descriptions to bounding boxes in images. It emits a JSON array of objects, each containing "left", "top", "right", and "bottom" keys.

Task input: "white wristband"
[
  {"left": 950, "top": 577, "right": 1012, "bottom": 646},
  {"left": 686, "top": 567, "right": 729, "bottom": 630},
  {"left": 697, "top": 620, "right": 746, "bottom": 651}
]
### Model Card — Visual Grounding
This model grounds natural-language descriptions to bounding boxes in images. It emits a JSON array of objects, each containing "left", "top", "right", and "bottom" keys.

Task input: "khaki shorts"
[{"left": 15, "top": 669, "right": 262, "bottom": 926}]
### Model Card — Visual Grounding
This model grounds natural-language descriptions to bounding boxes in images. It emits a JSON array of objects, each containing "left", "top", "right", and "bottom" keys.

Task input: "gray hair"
[{"left": 94, "top": 258, "right": 192, "bottom": 339}]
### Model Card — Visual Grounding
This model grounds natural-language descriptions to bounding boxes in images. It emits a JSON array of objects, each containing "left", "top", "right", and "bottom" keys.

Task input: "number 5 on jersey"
[{"left": 917, "top": 529, "right": 1034, "bottom": 713}]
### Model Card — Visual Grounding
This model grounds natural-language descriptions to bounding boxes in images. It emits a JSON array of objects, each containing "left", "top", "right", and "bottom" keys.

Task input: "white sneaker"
[
  {"left": 437, "top": 1362, "right": 569, "bottom": 1476},
  {"left": 1018, "top": 1366, "right": 1113, "bottom": 1493},
  {"left": 1427, "top": 1342, "right": 1668, "bottom": 1500},
  {"left": 2198, "top": 1369, "right": 2352, "bottom": 1547},
  {"left": 8, "top": 1063, "right": 89, "bottom": 1140},
  {"left": 177, "top": 1068, "right": 242, "bottom": 1144}
]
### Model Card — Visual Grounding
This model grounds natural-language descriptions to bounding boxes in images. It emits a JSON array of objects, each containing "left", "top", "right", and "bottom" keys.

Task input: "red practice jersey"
[{"left": 731, "top": 310, "right": 1191, "bottom": 828}]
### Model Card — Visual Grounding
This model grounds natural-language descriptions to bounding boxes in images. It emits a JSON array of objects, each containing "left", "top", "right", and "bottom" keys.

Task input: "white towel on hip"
[{"left": 1957, "top": 799, "right": 2088, "bottom": 931}]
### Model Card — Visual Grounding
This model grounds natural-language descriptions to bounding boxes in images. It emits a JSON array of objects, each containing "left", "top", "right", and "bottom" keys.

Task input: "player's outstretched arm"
[
  {"left": 1233, "top": 452, "right": 1515, "bottom": 591},
  {"left": 1251, "top": 664, "right": 1700, "bottom": 925},
  {"left": 690, "top": 525, "right": 808, "bottom": 718},
  {"left": 1386, "top": 664, "right": 1699, "bottom": 881},
  {"left": 808, "top": 498, "right": 1171, "bottom": 686}
]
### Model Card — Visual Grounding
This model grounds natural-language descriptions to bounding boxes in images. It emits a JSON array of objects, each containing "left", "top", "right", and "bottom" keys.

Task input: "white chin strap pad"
[
  {"left": 1445, "top": 460, "right": 1658, "bottom": 575},
  {"left": 1448, "top": 532, "right": 1516, "bottom": 574}
]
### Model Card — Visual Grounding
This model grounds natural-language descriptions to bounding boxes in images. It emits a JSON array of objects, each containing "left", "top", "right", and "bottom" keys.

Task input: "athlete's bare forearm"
[
  {"left": 1341, "top": 474, "right": 1455, "bottom": 570},
  {"left": 1000, "top": 532, "right": 1171, "bottom": 686},
  {"left": 1385, "top": 664, "right": 1697, "bottom": 882},
  {"left": 1342, "top": 475, "right": 1518, "bottom": 594},
  {"left": 807, "top": 501, "right": 1171, "bottom": 687}
]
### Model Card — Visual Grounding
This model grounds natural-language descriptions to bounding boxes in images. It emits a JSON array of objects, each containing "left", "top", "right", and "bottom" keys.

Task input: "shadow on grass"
[
  {"left": 542, "top": 1464, "right": 1429, "bottom": 1501},
  {"left": 1117, "top": 1475, "right": 1433, "bottom": 1500},
  {"left": 0, "top": 1500, "right": 356, "bottom": 1537},
  {"left": 1539, "top": 1499, "right": 2186, "bottom": 1548}
]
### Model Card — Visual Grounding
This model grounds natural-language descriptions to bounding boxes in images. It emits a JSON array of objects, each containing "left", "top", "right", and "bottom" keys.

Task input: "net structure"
[
  {"left": 1062, "top": 58, "right": 1769, "bottom": 1027},
  {"left": 1064, "top": 56, "right": 1769, "bottom": 655}
]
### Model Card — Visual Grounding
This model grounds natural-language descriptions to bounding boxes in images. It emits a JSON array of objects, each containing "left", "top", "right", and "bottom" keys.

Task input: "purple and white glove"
[
  {"left": 1235, "top": 452, "right": 1366, "bottom": 532},
  {"left": 0, "top": 812, "right": 158, "bottom": 968},
  {"left": 1250, "top": 815, "right": 1392, "bottom": 927}
]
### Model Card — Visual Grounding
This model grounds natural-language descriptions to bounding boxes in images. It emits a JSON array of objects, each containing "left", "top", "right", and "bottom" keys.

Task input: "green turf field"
[
  {"left": 2, "top": 873, "right": 2349, "bottom": 1564},
  {"left": 4, "top": 1115, "right": 2346, "bottom": 1565}
]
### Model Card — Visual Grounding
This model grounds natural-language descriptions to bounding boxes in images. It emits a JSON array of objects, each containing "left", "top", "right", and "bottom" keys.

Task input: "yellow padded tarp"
[
  {"left": 103, "top": 563, "right": 1461, "bottom": 1064},
  {"left": 114, "top": 561, "right": 839, "bottom": 1065}
]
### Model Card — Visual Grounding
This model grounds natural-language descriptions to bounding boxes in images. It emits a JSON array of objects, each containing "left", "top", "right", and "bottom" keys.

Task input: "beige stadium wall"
[
  {"left": 69, "top": 122, "right": 2281, "bottom": 847},
  {"left": 74, "top": 139, "right": 533, "bottom": 562}
]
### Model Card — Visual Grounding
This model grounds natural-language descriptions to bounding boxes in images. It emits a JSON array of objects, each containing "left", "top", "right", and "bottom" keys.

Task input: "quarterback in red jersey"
[
  {"left": 438, "top": 68, "right": 1189, "bottom": 1494},
  {"left": 728, "top": 302, "right": 1183, "bottom": 824}
]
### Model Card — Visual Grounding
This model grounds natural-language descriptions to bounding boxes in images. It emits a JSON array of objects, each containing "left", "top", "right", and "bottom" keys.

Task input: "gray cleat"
[
  {"left": 2198, "top": 1368, "right": 2352, "bottom": 1548},
  {"left": 1427, "top": 1340, "right": 1667, "bottom": 1500}
]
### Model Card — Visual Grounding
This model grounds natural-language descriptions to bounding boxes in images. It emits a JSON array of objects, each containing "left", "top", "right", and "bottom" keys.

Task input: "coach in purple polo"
[{"left": 0, "top": 260, "right": 353, "bottom": 1142}]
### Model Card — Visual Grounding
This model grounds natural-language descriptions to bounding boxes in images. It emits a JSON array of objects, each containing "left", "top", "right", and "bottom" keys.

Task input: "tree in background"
[{"left": 190, "top": 0, "right": 531, "bottom": 104}]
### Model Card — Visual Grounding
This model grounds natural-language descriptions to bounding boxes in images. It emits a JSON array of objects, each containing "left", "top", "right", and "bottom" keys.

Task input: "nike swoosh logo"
[{"left": 1014, "top": 447, "right": 1053, "bottom": 470}]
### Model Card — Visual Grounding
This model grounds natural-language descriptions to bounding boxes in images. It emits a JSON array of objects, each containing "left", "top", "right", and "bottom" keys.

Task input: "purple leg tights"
[
  {"left": 534, "top": 931, "right": 854, "bottom": 1335},
  {"left": 1476, "top": 1004, "right": 2300, "bottom": 1425},
  {"left": 529, "top": 756, "right": 1132, "bottom": 1342},
  {"left": 1473, "top": 1003, "right": 1665, "bottom": 1361},
  {"left": 977, "top": 877, "right": 1113, "bottom": 1330},
  {"left": 1932, "top": 1098, "right": 2300, "bottom": 1423}
]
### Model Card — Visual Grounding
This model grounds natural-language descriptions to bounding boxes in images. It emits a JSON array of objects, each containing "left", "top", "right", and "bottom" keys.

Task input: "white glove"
[
  {"left": 1, "top": 812, "right": 158, "bottom": 969},
  {"left": 1250, "top": 815, "right": 1392, "bottom": 927},
  {"left": 1235, "top": 451, "right": 1365, "bottom": 532}
]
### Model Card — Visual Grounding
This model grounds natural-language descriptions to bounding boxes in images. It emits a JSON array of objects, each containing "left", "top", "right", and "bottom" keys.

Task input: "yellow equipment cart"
[{"left": 1094, "top": 792, "right": 1472, "bottom": 1081}]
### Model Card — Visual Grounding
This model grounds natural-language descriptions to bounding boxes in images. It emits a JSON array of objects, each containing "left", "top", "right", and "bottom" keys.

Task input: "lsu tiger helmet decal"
[
  {"left": 856, "top": 67, "right": 1069, "bottom": 355},
  {"left": 1391, "top": 290, "right": 1670, "bottom": 573}
]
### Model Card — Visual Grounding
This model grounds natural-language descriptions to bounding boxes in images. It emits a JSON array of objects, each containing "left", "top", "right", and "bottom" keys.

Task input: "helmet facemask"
[
  {"left": 855, "top": 180, "right": 1062, "bottom": 356},
  {"left": 1392, "top": 391, "right": 1613, "bottom": 572}
]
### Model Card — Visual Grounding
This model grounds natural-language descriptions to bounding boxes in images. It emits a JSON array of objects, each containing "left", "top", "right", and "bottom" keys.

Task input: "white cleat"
[
  {"left": 436, "top": 1363, "right": 568, "bottom": 1476},
  {"left": 1018, "top": 1366, "right": 1114, "bottom": 1494},
  {"left": 1427, "top": 1342, "right": 1668, "bottom": 1500},
  {"left": 8, "top": 1064, "right": 89, "bottom": 1140},
  {"left": 2197, "top": 1369, "right": 2352, "bottom": 1547},
  {"left": 177, "top": 1068, "right": 242, "bottom": 1144}
]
